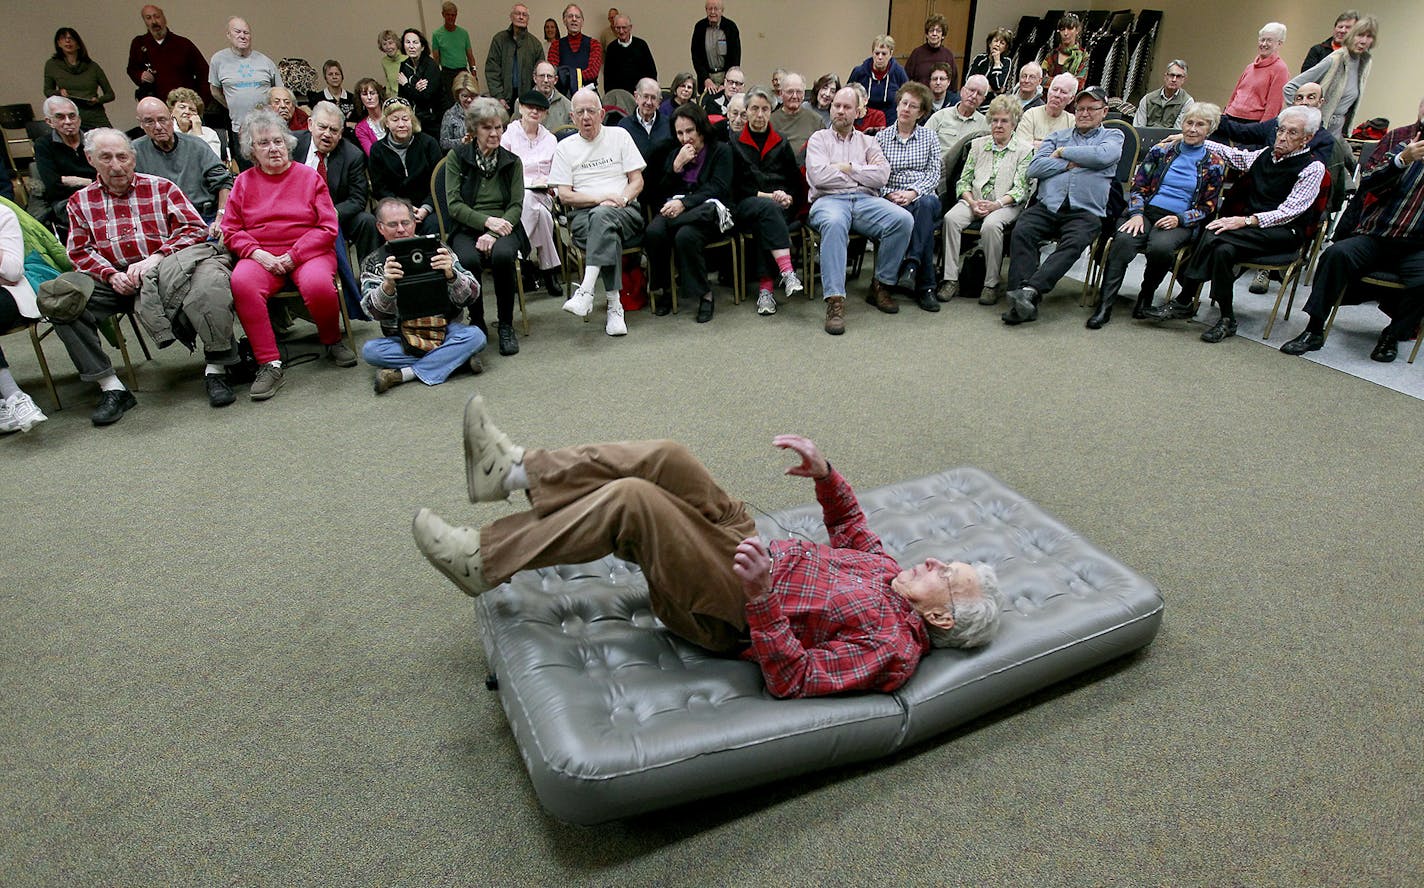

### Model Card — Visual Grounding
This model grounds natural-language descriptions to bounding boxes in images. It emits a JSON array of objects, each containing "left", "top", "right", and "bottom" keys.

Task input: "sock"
[
  {"left": 1022, "top": 287, "right": 1038, "bottom": 298},
  {"left": 205, "top": 363, "right": 224, "bottom": 376},
  {"left": 400, "top": 367, "right": 416, "bottom": 382},
  {"left": 580, "top": 266, "right": 599, "bottom": 291},
  {"left": 98, "top": 374, "right": 125, "bottom": 393},
  {"left": 503, "top": 461, "right": 528, "bottom": 492},
  {"left": 773, "top": 252, "right": 794, "bottom": 275},
  {"left": 758, "top": 276, "right": 774, "bottom": 292},
  {"left": 270, "top": 359, "right": 283, "bottom": 369},
  {"left": 0, "top": 368, "right": 18, "bottom": 400}
]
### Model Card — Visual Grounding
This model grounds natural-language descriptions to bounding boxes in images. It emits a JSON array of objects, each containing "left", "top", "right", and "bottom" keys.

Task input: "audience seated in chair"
[
  {"left": 501, "top": 90, "right": 564, "bottom": 298},
  {"left": 33, "top": 96, "right": 93, "bottom": 243},
  {"left": 730, "top": 86, "right": 805, "bottom": 317},
  {"left": 54, "top": 128, "right": 239, "bottom": 422},
  {"left": 1133, "top": 59, "right": 1193, "bottom": 129},
  {"left": 1144, "top": 105, "right": 1327, "bottom": 343},
  {"left": 940, "top": 95, "right": 1032, "bottom": 306},
  {"left": 369, "top": 99, "right": 442, "bottom": 236},
  {"left": 294, "top": 102, "right": 379, "bottom": 261},
  {"left": 522, "top": 61, "right": 572, "bottom": 131},
  {"left": 167, "top": 88, "right": 226, "bottom": 163},
  {"left": 439, "top": 72, "right": 481, "bottom": 152},
  {"left": 925, "top": 75, "right": 989, "bottom": 170},
  {"left": 222, "top": 108, "right": 355, "bottom": 402},
  {"left": 1016, "top": 73, "right": 1077, "bottom": 149},
  {"left": 1088, "top": 102, "right": 1225, "bottom": 329},
  {"left": 132, "top": 97, "right": 232, "bottom": 234},
  {"left": 360, "top": 197, "right": 486, "bottom": 394},
  {"left": 806, "top": 86, "right": 913, "bottom": 335},
  {"left": 847, "top": 35, "right": 908, "bottom": 120},
  {"left": 1001, "top": 86, "right": 1124, "bottom": 326},
  {"left": 769, "top": 73, "right": 823, "bottom": 164},
  {"left": 876, "top": 82, "right": 942, "bottom": 312},
  {"left": 1280, "top": 98, "right": 1424, "bottom": 364},
  {"left": 618, "top": 78, "right": 676, "bottom": 207},
  {"left": 0, "top": 203, "right": 50, "bottom": 433},
  {"left": 551, "top": 89, "right": 646, "bottom": 337},
  {"left": 445, "top": 98, "right": 530, "bottom": 356}
]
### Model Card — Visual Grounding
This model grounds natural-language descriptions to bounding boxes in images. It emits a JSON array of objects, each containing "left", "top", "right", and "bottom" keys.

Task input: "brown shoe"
[
  {"left": 823, "top": 295, "right": 846, "bottom": 335},
  {"left": 866, "top": 280, "right": 899, "bottom": 314}
]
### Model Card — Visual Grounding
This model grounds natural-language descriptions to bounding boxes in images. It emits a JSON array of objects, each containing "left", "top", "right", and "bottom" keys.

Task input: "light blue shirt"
[{"left": 1025, "top": 125, "right": 1124, "bottom": 217}]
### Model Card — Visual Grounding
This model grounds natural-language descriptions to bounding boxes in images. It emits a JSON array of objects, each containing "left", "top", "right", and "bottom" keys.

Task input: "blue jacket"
[{"left": 848, "top": 58, "right": 908, "bottom": 117}]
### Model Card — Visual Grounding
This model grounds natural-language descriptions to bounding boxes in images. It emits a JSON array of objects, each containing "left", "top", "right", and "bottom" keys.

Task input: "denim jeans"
[
  {"left": 360, "top": 322, "right": 486, "bottom": 385},
  {"left": 808, "top": 194, "right": 914, "bottom": 297}
]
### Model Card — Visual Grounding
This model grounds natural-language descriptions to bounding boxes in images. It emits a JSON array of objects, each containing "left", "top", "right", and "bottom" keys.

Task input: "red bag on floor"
[{"left": 619, "top": 256, "right": 647, "bottom": 311}]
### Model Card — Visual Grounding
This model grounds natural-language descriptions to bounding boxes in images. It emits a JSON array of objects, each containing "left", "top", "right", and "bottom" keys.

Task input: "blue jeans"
[
  {"left": 903, "top": 194, "right": 942, "bottom": 288},
  {"left": 360, "top": 322, "right": 486, "bottom": 385},
  {"left": 808, "top": 194, "right": 914, "bottom": 297}
]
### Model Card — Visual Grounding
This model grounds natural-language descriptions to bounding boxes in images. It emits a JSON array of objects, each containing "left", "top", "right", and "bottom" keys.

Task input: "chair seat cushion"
[{"left": 476, "top": 467, "right": 1164, "bottom": 824}]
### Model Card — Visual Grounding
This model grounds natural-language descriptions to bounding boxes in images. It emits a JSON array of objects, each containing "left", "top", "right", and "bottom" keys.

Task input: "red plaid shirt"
[
  {"left": 743, "top": 469, "right": 931, "bottom": 698},
  {"left": 66, "top": 173, "right": 207, "bottom": 281}
]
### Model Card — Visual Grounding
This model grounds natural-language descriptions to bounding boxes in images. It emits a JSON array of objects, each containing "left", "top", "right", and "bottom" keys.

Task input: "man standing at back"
[
  {"left": 208, "top": 17, "right": 281, "bottom": 159},
  {"left": 432, "top": 2, "right": 479, "bottom": 116},
  {"left": 486, "top": 4, "right": 544, "bottom": 111},
  {"left": 691, "top": 0, "right": 741, "bottom": 96},
  {"left": 127, "top": 6, "right": 210, "bottom": 104},
  {"left": 549, "top": 5, "right": 603, "bottom": 98},
  {"left": 603, "top": 13, "right": 657, "bottom": 96}
]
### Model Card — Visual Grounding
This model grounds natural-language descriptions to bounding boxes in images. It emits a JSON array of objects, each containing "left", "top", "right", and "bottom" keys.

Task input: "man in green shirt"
[{"left": 431, "top": 1, "right": 478, "bottom": 115}]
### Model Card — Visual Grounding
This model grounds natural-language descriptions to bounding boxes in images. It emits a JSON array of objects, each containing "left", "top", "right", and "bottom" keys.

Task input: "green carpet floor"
[{"left": 2, "top": 279, "right": 1420, "bottom": 886}]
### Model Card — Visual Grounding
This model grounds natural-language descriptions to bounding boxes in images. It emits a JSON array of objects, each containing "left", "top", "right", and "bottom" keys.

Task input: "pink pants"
[{"left": 231, "top": 254, "right": 340, "bottom": 364}]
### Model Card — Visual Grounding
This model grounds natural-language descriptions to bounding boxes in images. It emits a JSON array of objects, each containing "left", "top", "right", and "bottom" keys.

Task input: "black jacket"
[
  {"left": 369, "top": 132, "right": 443, "bottom": 208},
  {"left": 292, "top": 131, "right": 369, "bottom": 224},
  {"left": 656, "top": 139, "right": 732, "bottom": 211},
  {"left": 730, "top": 126, "right": 806, "bottom": 215}
]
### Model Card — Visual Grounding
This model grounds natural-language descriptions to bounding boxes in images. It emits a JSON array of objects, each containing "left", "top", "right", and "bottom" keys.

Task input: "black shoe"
[
  {"left": 497, "top": 323, "right": 519, "bottom": 356},
  {"left": 696, "top": 298, "right": 714, "bottom": 323},
  {"left": 894, "top": 262, "right": 919, "bottom": 293},
  {"left": 653, "top": 294, "right": 672, "bottom": 316},
  {"left": 1142, "top": 299, "right": 1196, "bottom": 322},
  {"left": 91, "top": 389, "right": 138, "bottom": 426},
  {"left": 1370, "top": 329, "right": 1399, "bottom": 363},
  {"left": 1200, "top": 316, "right": 1238, "bottom": 343},
  {"left": 1005, "top": 288, "right": 1037, "bottom": 323},
  {"left": 542, "top": 270, "right": 562, "bottom": 298},
  {"left": 1280, "top": 330, "right": 1325, "bottom": 355},
  {"left": 1131, "top": 293, "right": 1153, "bottom": 319},
  {"left": 205, "top": 373, "right": 236, "bottom": 408},
  {"left": 914, "top": 289, "right": 940, "bottom": 312},
  {"left": 1086, "top": 298, "right": 1113, "bottom": 329}
]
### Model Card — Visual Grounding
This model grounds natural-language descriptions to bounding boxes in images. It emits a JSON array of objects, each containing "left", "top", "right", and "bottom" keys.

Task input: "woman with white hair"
[
  {"left": 1224, "top": 22, "right": 1291, "bottom": 124},
  {"left": 222, "top": 108, "right": 349, "bottom": 401},
  {"left": 1284, "top": 15, "right": 1377, "bottom": 138}
]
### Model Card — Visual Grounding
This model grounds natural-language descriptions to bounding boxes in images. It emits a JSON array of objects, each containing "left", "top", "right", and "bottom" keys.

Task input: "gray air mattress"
[{"left": 475, "top": 467, "right": 1164, "bottom": 824}]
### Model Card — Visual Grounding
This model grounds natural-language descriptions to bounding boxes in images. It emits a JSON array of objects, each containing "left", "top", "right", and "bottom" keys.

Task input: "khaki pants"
[{"left": 480, "top": 440, "right": 757, "bottom": 652}]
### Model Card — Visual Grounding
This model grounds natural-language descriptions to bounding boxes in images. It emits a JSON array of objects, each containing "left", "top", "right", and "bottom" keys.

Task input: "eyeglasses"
[
  {"left": 724, "top": 78, "right": 744, "bottom": 87},
  {"left": 138, "top": 116, "right": 172, "bottom": 128}
]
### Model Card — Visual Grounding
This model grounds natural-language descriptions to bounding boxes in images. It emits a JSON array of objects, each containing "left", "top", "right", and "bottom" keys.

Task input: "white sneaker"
[
  {"left": 780, "top": 269, "right": 804, "bottom": 299},
  {"left": 756, "top": 289, "right": 777, "bottom": 315},
  {"left": 605, "top": 296, "right": 627, "bottom": 336},
  {"left": 1, "top": 392, "right": 46, "bottom": 433},
  {"left": 562, "top": 284, "right": 595, "bottom": 317}
]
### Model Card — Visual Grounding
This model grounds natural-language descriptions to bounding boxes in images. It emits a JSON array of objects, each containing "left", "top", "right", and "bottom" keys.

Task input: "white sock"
[
  {"left": 580, "top": 266, "right": 599, "bottom": 291},
  {"left": 205, "top": 363, "right": 224, "bottom": 376},
  {"left": 269, "top": 360, "right": 282, "bottom": 369},
  {"left": 503, "top": 461, "right": 528, "bottom": 492},
  {"left": 0, "top": 368, "right": 18, "bottom": 400},
  {"left": 400, "top": 367, "right": 416, "bottom": 382},
  {"left": 97, "top": 374, "right": 125, "bottom": 393}
]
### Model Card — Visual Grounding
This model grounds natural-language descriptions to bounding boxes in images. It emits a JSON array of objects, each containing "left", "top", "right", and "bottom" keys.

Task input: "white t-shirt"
[{"left": 549, "top": 125, "right": 646, "bottom": 197}]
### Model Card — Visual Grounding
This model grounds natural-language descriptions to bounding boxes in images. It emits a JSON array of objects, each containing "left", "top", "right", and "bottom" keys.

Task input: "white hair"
[
  {"left": 926, "top": 562, "right": 1004, "bottom": 649},
  {"left": 82, "top": 128, "right": 133, "bottom": 156},
  {"left": 963, "top": 74, "right": 990, "bottom": 93},
  {"left": 43, "top": 95, "right": 77, "bottom": 117},
  {"left": 1260, "top": 22, "right": 1287, "bottom": 42},
  {"left": 1049, "top": 73, "right": 1079, "bottom": 92},
  {"left": 1278, "top": 104, "right": 1322, "bottom": 136}
]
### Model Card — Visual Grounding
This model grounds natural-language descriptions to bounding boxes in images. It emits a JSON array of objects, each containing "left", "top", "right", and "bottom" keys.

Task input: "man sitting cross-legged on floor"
[
  {"left": 359, "top": 197, "right": 486, "bottom": 394},
  {"left": 412, "top": 397, "right": 1004, "bottom": 698}
]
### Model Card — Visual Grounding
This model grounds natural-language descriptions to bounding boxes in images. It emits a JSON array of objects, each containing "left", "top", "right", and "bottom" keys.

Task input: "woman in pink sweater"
[
  {"left": 1223, "top": 22, "right": 1291, "bottom": 123},
  {"left": 222, "top": 108, "right": 352, "bottom": 400}
]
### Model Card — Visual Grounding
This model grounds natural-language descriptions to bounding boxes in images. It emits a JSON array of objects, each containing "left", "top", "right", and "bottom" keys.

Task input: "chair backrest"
[
  {"left": 430, "top": 154, "right": 450, "bottom": 241},
  {"left": 1103, "top": 119, "right": 1141, "bottom": 187}
]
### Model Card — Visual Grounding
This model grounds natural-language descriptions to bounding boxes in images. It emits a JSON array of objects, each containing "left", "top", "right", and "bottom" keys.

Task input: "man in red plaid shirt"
[
  {"left": 54, "top": 128, "right": 241, "bottom": 424},
  {"left": 413, "top": 396, "right": 1003, "bottom": 698}
]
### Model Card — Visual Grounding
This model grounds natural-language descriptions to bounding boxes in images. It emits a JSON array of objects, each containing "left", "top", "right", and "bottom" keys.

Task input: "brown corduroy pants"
[{"left": 480, "top": 440, "right": 758, "bottom": 652}]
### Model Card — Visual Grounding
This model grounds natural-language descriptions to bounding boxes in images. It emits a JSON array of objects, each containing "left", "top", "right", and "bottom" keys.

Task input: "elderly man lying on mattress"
[{"left": 413, "top": 396, "right": 1003, "bottom": 698}]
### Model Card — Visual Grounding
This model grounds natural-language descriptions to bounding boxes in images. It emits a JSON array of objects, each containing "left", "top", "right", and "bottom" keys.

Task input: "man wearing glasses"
[
  {"left": 602, "top": 13, "right": 657, "bottom": 96},
  {"left": 132, "top": 96, "right": 232, "bottom": 237},
  {"left": 522, "top": 61, "right": 572, "bottom": 130},
  {"left": 701, "top": 66, "right": 744, "bottom": 117},
  {"left": 1002, "top": 85, "right": 1123, "bottom": 324}
]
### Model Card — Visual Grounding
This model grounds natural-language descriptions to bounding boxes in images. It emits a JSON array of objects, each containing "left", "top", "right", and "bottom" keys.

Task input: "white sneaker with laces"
[
  {"left": 756, "top": 290, "right": 777, "bottom": 315},
  {"left": 780, "top": 269, "right": 804, "bottom": 298},
  {"left": 605, "top": 294, "right": 627, "bottom": 336},
  {"left": 562, "top": 285, "right": 595, "bottom": 317},
  {"left": 4, "top": 392, "right": 46, "bottom": 432},
  {"left": 0, "top": 396, "right": 14, "bottom": 433}
]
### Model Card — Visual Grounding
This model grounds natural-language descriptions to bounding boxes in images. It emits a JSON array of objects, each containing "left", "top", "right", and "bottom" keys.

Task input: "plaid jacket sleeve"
[{"left": 816, "top": 467, "right": 884, "bottom": 555}]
